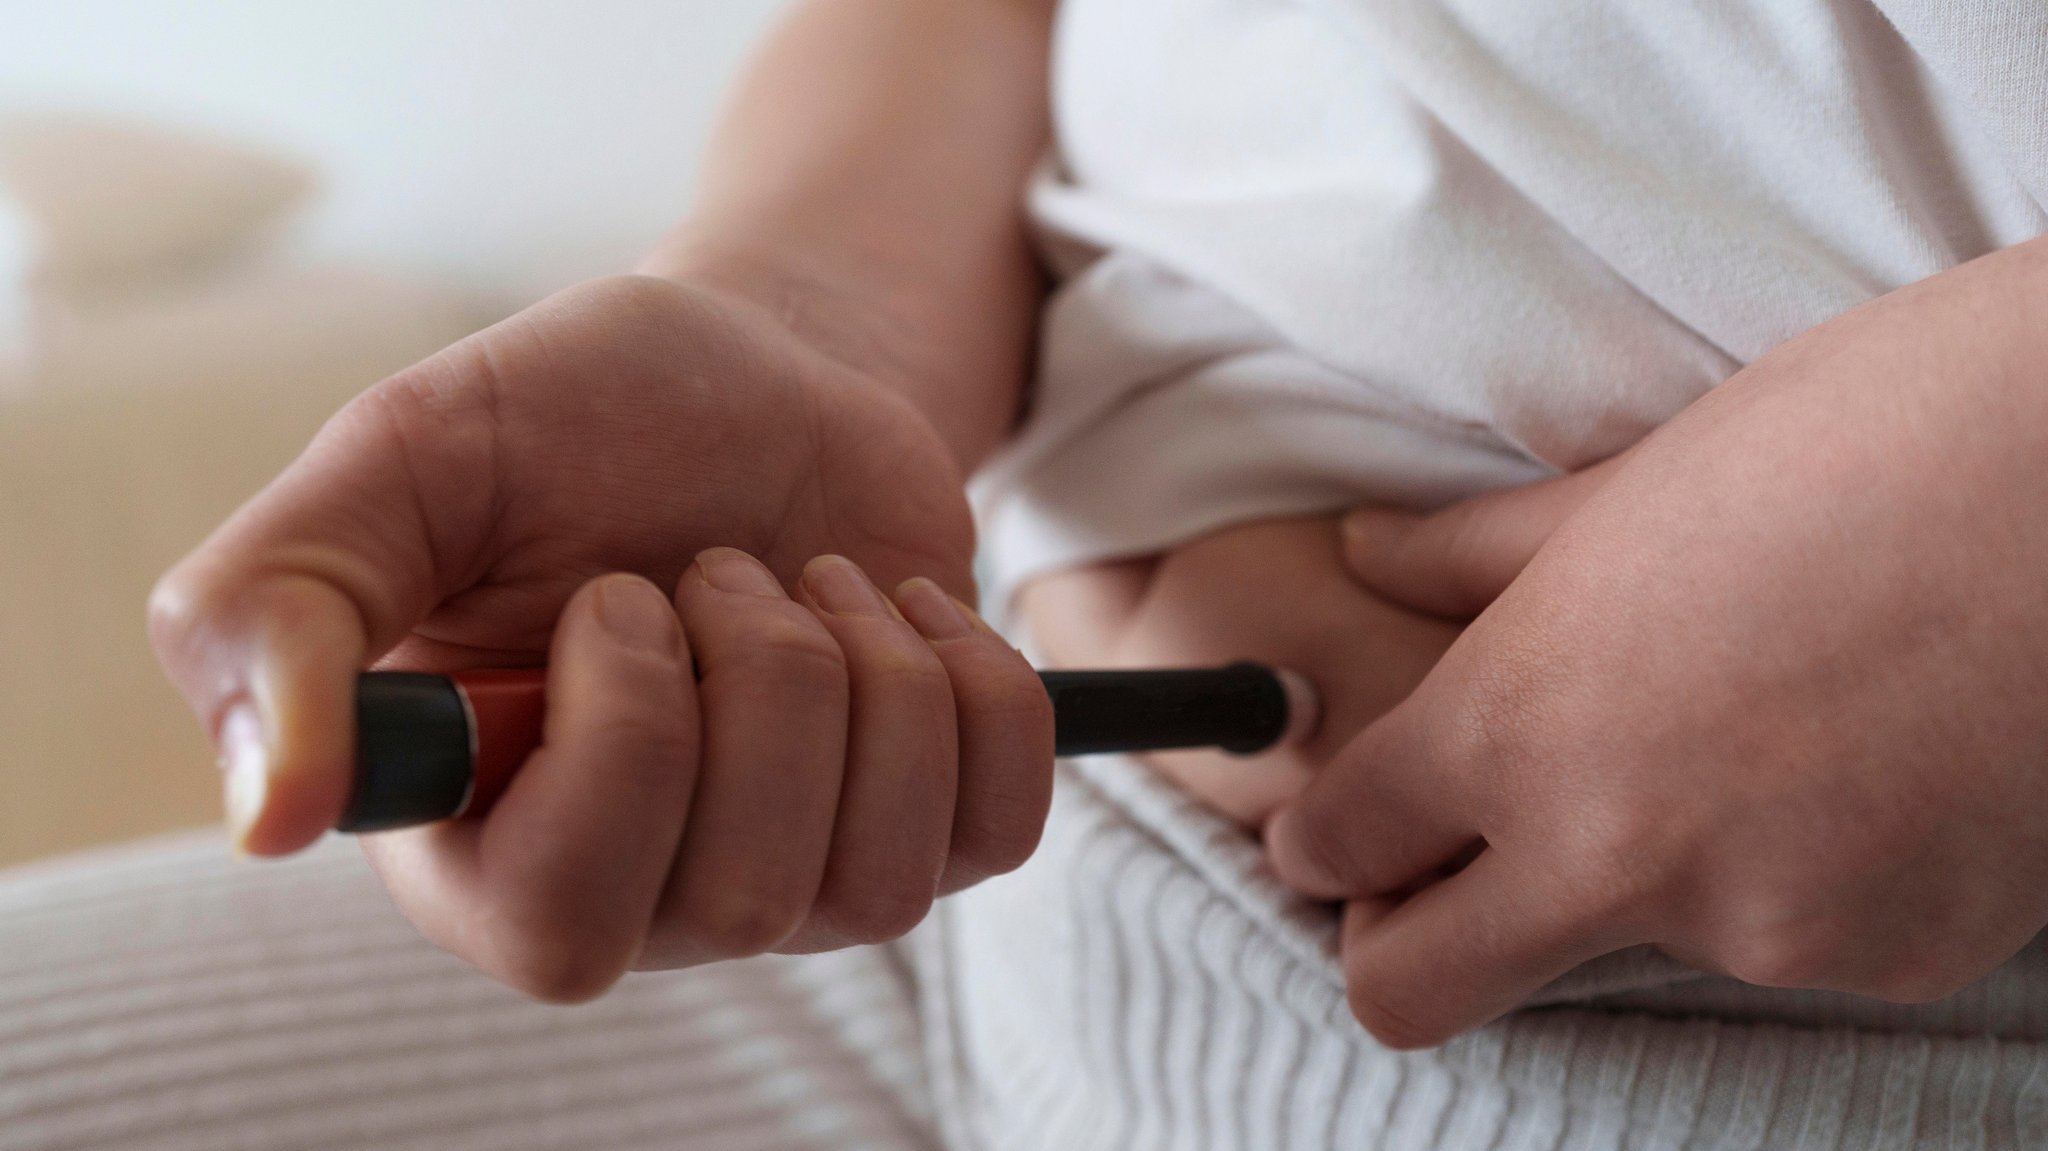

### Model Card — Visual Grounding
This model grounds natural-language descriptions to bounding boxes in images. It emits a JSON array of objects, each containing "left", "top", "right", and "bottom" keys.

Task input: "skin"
[
  {"left": 1266, "top": 235, "right": 2048, "bottom": 1049},
  {"left": 149, "top": 0, "right": 1057, "bottom": 1001},
  {"left": 1019, "top": 517, "right": 1457, "bottom": 829},
  {"left": 153, "top": 0, "right": 2048, "bottom": 1059}
]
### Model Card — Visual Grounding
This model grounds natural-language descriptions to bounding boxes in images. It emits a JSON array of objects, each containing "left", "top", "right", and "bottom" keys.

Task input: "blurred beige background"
[{"left": 0, "top": 1, "right": 790, "bottom": 866}]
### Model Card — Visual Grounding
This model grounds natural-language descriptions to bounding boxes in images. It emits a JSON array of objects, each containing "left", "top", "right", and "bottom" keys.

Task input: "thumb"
[
  {"left": 148, "top": 372, "right": 485, "bottom": 856},
  {"left": 1340, "top": 447, "right": 1635, "bottom": 619}
]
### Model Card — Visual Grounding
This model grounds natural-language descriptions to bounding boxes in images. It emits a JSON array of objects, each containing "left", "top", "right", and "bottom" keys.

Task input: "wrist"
[
  {"left": 640, "top": 227, "right": 914, "bottom": 382},
  {"left": 639, "top": 220, "right": 1035, "bottom": 472}
]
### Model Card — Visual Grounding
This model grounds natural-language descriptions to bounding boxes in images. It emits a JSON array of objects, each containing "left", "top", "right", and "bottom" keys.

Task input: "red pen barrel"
[{"left": 451, "top": 669, "right": 548, "bottom": 816}]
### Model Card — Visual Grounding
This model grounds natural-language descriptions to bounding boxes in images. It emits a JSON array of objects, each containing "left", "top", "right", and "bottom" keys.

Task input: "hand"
[
  {"left": 149, "top": 275, "right": 1054, "bottom": 998},
  {"left": 1019, "top": 515, "right": 1461, "bottom": 827},
  {"left": 371, "top": 550, "right": 1047, "bottom": 1000},
  {"left": 1268, "top": 238, "right": 2048, "bottom": 1048}
]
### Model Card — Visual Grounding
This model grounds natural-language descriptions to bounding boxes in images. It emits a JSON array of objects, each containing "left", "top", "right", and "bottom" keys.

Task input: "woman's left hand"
[{"left": 1268, "top": 237, "right": 2048, "bottom": 1049}]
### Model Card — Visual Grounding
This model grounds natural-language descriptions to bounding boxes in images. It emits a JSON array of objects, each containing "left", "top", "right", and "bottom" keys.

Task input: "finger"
[
  {"left": 362, "top": 573, "right": 698, "bottom": 1001},
  {"left": 1264, "top": 699, "right": 1480, "bottom": 900},
  {"left": 147, "top": 361, "right": 502, "bottom": 855},
  {"left": 1340, "top": 448, "right": 1636, "bottom": 619},
  {"left": 642, "top": 548, "right": 849, "bottom": 965},
  {"left": 1336, "top": 850, "right": 1630, "bottom": 1048},
  {"left": 894, "top": 577, "right": 1056, "bottom": 893},
  {"left": 773, "top": 556, "right": 958, "bottom": 950}
]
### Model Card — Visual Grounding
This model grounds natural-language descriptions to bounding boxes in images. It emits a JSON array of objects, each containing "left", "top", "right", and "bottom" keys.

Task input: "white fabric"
[
  {"left": 9, "top": 769, "right": 2048, "bottom": 1151},
  {"left": 921, "top": 753, "right": 2048, "bottom": 1150},
  {"left": 0, "top": 832, "right": 938, "bottom": 1151},
  {"left": 10, "top": 2, "right": 2048, "bottom": 1148},
  {"left": 950, "top": 0, "right": 2048, "bottom": 1145},
  {"left": 971, "top": 0, "right": 2048, "bottom": 610}
]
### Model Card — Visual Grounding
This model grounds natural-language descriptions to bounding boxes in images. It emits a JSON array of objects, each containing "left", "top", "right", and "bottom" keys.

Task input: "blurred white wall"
[{"left": 0, "top": 0, "right": 790, "bottom": 301}]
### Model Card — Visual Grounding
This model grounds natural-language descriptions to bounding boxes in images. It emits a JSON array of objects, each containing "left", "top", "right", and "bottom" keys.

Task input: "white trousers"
[
  {"left": 7, "top": 755, "right": 2048, "bottom": 1150},
  {"left": 0, "top": 832, "right": 935, "bottom": 1151}
]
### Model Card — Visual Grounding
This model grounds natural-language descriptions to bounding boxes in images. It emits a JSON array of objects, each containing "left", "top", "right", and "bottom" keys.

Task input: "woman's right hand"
[
  {"left": 149, "top": 0, "right": 1061, "bottom": 1001},
  {"left": 149, "top": 273, "right": 1055, "bottom": 997}
]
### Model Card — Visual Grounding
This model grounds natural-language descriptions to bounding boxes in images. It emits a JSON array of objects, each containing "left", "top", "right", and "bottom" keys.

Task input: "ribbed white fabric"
[
  {"left": 0, "top": 832, "right": 936, "bottom": 1151},
  {"left": 937, "top": 0, "right": 2048, "bottom": 1142},
  {"left": 10, "top": 2, "right": 2048, "bottom": 1146},
  {"left": 922, "top": 753, "right": 2048, "bottom": 1150},
  {"left": 6, "top": 764, "right": 2047, "bottom": 1149}
]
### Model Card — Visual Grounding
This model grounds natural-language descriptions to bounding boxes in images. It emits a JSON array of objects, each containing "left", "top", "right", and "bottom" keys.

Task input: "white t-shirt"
[
  {"left": 941, "top": 5, "right": 2048, "bottom": 1145},
  {"left": 971, "top": 0, "right": 2047, "bottom": 609}
]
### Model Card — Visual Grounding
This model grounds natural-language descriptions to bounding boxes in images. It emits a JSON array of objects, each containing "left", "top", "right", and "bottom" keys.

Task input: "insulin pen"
[{"left": 339, "top": 664, "right": 1315, "bottom": 832}]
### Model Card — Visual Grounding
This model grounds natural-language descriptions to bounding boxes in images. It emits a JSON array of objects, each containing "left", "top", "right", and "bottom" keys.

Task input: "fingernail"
[
  {"left": 895, "top": 577, "right": 974, "bottom": 640},
  {"left": 218, "top": 702, "right": 268, "bottom": 846},
  {"left": 697, "top": 548, "right": 783, "bottom": 596},
  {"left": 595, "top": 575, "right": 679, "bottom": 653},
  {"left": 802, "top": 555, "right": 892, "bottom": 617}
]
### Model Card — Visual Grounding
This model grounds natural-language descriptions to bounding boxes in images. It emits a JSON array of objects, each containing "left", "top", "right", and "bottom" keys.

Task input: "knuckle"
[
  {"left": 145, "top": 567, "right": 206, "bottom": 650},
  {"left": 150, "top": 566, "right": 363, "bottom": 711},
  {"left": 147, "top": 561, "right": 296, "bottom": 661},
  {"left": 735, "top": 617, "right": 847, "bottom": 679},
  {"left": 951, "top": 814, "right": 1043, "bottom": 882},
  {"left": 858, "top": 639, "right": 950, "bottom": 696},
  {"left": 951, "top": 774, "right": 1054, "bottom": 882},
  {"left": 1874, "top": 972, "right": 1968, "bottom": 1005},
  {"left": 1435, "top": 644, "right": 1550, "bottom": 774},
  {"left": 974, "top": 669, "right": 1056, "bottom": 731},
  {"left": 1720, "top": 923, "right": 1842, "bottom": 990},
  {"left": 587, "top": 696, "right": 695, "bottom": 763},
  {"left": 456, "top": 886, "right": 636, "bottom": 1005},
  {"left": 1550, "top": 804, "right": 1669, "bottom": 919},
  {"left": 677, "top": 888, "right": 808, "bottom": 960},
  {"left": 824, "top": 886, "right": 935, "bottom": 945},
  {"left": 1865, "top": 950, "right": 1977, "bottom": 1004},
  {"left": 482, "top": 931, "right": 625, "bottom": 1005},
  {"left": 145, "top": 567, "right": 226, "bottom": 683},
  {"left": 577, "top": 659, "right": 696, "bottom": 749}
]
